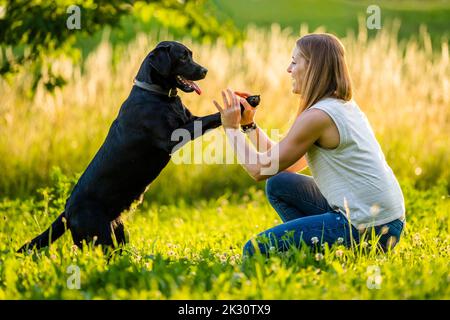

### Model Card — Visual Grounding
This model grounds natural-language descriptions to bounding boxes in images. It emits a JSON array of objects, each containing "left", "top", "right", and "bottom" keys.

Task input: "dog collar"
[{"left": 133, "top": 79, "right": 178, "bottom": 97}]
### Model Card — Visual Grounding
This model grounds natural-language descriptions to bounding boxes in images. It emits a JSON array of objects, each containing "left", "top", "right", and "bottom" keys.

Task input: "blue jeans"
[{"left": 243, "top": 172, "right": 404, "bottom": 257}]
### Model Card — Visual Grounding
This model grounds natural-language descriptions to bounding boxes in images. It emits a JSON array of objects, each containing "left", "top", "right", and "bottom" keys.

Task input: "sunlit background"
[{"left": 0, "top": 0, "right": 449, "bottom": 299}]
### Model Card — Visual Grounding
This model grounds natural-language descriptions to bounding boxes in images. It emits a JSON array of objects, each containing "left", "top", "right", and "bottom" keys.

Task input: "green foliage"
[
  {"left": 133, "top": 0, "right": 242, "bottom": 46},
  {"left": 0, "top": 0, "right": 133, "bottom": 91},
  {"left": 0, "top": 0, "right": 241, "bottom": 92}
]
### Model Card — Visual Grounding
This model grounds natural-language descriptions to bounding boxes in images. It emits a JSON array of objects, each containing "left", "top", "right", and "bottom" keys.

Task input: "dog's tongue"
[{"left": 186, "top": 80, "right": 201, "bottom": 95}]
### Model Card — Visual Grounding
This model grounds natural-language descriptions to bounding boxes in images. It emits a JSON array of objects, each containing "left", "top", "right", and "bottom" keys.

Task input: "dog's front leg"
[{"left": 168, "top": 112, "right": 221, "bottom": 154}]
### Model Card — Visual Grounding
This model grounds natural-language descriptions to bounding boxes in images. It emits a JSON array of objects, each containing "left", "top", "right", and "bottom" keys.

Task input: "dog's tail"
[{"left": 17, "top": 212, "right": 67, "bottom": 253}]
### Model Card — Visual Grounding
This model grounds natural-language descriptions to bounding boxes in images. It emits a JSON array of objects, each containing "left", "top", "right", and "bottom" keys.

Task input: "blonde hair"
[{"left": 296, "top": 33, "right": 353, "bottom": 115}]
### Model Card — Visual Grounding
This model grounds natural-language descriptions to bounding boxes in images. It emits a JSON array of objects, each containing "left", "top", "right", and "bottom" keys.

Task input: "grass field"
[
  {"left": 0, "top": 16, "right": 449, "bottom": 298},
  {"left": 1, "top": 173, "right": 449, "bottom": 299}
]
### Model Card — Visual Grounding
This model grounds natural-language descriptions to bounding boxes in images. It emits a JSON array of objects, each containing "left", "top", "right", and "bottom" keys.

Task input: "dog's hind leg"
[
  {"left": 17, "top": 212, "right": 67, "bottom": 252},
  {"left": 111, "top": 217, "right": 127, "bottom": 247},
  {"left": 105, "top": 217, "right": 128, "bottom": 260},
  {"left": 68, "top": 207, "right": 125, "bottom": 250}
]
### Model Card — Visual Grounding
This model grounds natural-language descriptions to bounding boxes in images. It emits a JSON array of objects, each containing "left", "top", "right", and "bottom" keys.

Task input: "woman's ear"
[{"left": 148, "top": 45, "right": 171, "bottom": 77}]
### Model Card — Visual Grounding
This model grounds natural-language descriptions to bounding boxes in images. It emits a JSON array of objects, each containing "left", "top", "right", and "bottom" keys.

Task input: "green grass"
[
  {"left": 211, "top": 0, "right": 450, "bottom": 46},
  {"left": 1, "top": 172, "right": 449, "bottom": 299}
]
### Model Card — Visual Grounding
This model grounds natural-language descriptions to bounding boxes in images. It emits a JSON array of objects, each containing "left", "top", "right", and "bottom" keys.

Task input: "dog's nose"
[{"left": 200, "top": 67, "right": 208, "bottom": 77}]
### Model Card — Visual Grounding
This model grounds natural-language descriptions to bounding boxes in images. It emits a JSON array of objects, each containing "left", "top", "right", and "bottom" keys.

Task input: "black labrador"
[
  {"left": 18, "top": 41, "right": 216, "bottom": 251},
  {"left": 18, "top": 41, "right": 260, "bottom": 252}
]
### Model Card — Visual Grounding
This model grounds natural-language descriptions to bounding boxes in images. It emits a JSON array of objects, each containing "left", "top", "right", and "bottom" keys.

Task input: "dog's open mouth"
[{"left": 176, "top": 75, "right": 202, "bottom": 95}]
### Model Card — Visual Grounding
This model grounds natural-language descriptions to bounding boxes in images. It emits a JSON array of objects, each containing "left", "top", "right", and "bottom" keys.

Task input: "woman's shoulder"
[
  {"left": 310, "top": 97, "right": 359, "bottom": 118},
  {"left": 312, "top": 96, "right": 354, "bottom": 108}
]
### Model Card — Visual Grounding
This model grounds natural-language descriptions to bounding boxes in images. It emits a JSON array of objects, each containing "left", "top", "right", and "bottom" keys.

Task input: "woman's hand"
[
  {"left": 213, "top": 89, "right": 242, "bottom": 129},
  {"left": 235, "top": 91, "right": 257, "bottom": 125}
]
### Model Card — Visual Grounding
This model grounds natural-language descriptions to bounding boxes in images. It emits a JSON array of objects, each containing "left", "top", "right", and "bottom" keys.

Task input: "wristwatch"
[{"left": 241, "top": 122, "right": 257, "bottom": 133}]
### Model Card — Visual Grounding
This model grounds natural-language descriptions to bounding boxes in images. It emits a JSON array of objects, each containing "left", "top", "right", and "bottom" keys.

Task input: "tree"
[{"left": 0, "top": 0, "right": 241, "bottom": 91}]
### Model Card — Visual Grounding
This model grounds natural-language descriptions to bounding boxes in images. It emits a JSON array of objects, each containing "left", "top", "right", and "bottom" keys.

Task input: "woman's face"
[{"left": 287, "top": 46, "right": 308, "bottom": 94}]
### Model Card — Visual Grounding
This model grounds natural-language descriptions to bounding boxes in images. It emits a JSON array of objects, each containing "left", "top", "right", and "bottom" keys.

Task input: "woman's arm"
[
  {"left": 215, "top": 90, "right": 328, "bottom": 181},
  {"left": 285, "top": 155, "right": 308, "bottom": 173},
  {"left": 224, "top": 110, "right": 325, "bottom": 181},
  {"left": 239, "top": 97, "right": 308, "bottom": 171},
  {"left": 245, "top": 127, "right": 273, "bottom": 152},
  {"left": 245, "top": 127, "right": 308, "bottom": 172},
  {"left": 236, "top": 91, "right": 274, "bottom": 152}
]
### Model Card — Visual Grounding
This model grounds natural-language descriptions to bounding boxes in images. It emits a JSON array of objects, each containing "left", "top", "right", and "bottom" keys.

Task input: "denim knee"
[
  {"left": 242, "top": 239, "right": 255, "bottom": 257},
  {"left": 265, "top": 172, "right": 291, "bottom": 200},
  {"left": 242, "top": 238, "right": 265, "bottom": 257}
]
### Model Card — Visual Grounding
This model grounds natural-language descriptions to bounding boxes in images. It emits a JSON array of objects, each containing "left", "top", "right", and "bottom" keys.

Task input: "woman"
[{"left": 213, "top": 33, "right": 406, "bottom": 257}]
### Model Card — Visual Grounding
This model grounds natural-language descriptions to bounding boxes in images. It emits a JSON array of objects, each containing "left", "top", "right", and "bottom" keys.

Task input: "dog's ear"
[{"left": 148, "top": 44, "right": 171, "bottom": 77}]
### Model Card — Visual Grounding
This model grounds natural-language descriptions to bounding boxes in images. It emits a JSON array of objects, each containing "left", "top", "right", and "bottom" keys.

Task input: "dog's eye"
[{"left": 180, "top": 54, "right": 189, "bottom": 62}]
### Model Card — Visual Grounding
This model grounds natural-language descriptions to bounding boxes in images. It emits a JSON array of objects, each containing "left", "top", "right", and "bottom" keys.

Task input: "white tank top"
[{"left": 305, "top": 97, "right": 406, "bottom": 229}]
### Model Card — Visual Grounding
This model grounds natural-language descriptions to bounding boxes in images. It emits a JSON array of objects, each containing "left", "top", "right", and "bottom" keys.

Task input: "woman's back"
[{"left": 306, "top": 97, "right": 406, "bottom": 229}]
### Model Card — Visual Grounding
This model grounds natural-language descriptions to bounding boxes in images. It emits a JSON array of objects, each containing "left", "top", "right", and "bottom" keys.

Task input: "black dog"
[
  {"left": 18, "top": 41, "right": 260, "bottom": 252},
  {"left": 18, "top": 41, "right": 218, "bottom": 251}
]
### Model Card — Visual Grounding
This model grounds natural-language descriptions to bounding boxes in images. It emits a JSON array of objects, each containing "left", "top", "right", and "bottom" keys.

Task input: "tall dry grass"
[{"left": 0, "top": 23, "right": 449, "bottom": 200}]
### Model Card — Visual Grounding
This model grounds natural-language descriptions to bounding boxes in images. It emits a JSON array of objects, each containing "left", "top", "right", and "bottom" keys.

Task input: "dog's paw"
[
  {"left": 240, "top": 95, "right": 260, "bottom": 114},
  {"left": 245, "top": 95, "right": 260, "bottom": 108}
]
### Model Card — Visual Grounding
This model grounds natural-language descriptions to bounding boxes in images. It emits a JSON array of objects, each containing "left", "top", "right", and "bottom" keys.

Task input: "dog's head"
[{"left": 136, "top": 41, "right": 207, "bottom": 95}]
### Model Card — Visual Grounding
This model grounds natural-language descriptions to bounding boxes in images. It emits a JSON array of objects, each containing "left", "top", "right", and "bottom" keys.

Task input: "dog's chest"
[{"left": 166, "top": 101, "right": 191, "bottom": 127}]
